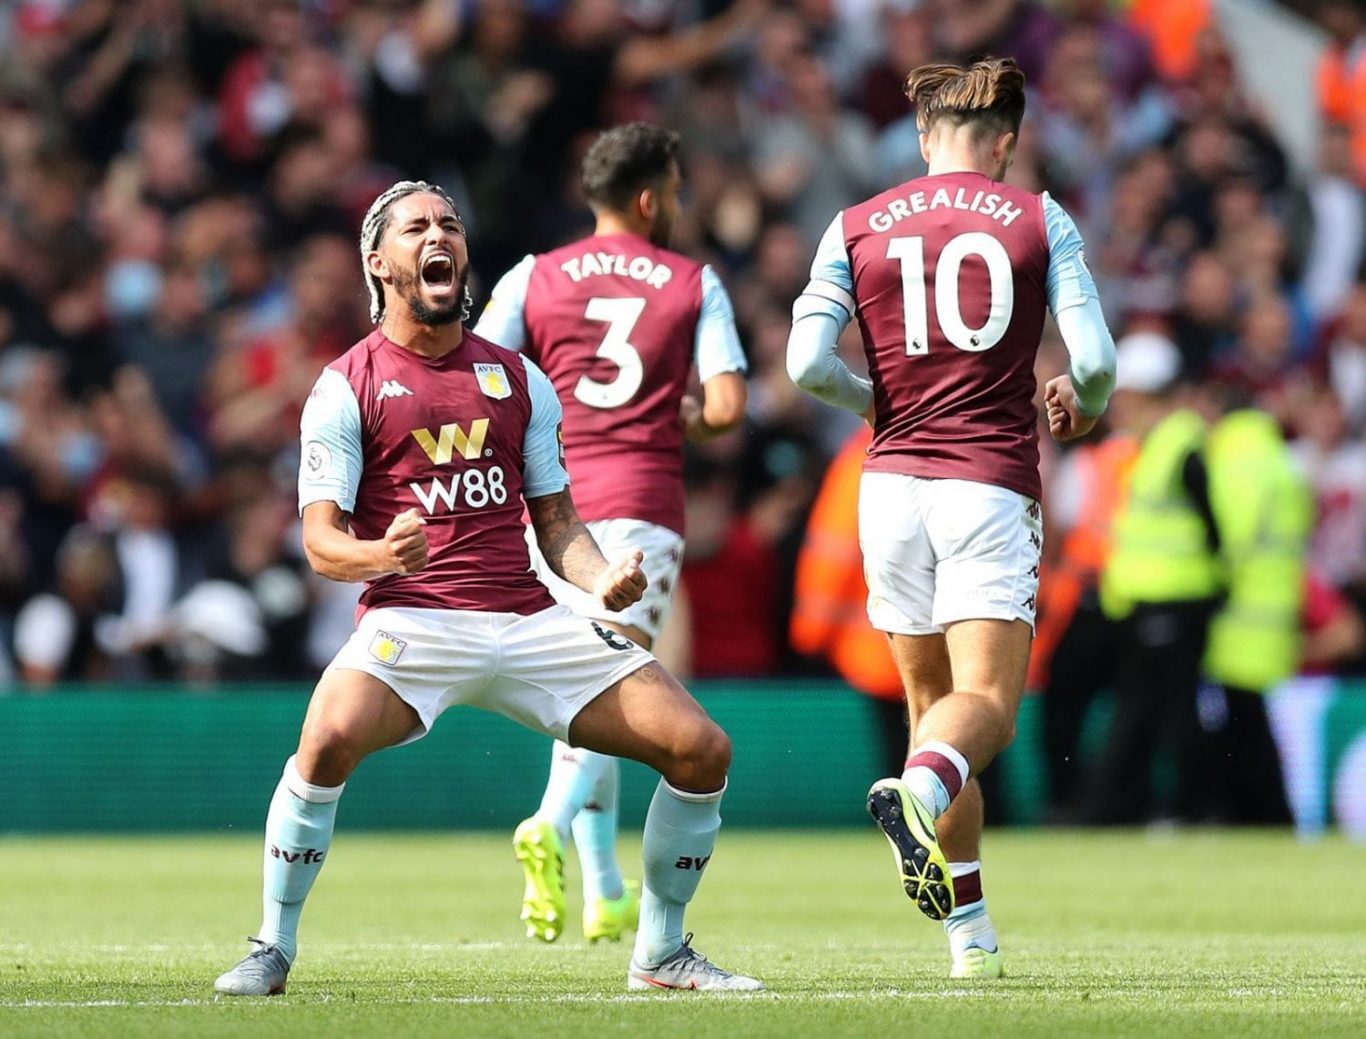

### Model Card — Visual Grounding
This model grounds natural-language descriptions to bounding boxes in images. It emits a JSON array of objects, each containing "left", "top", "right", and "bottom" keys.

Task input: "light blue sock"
[
  {"left": 632, "top": 779, "right": 724, "bottom": 967},
  {"left": 258, "top": 756, "right": 343, "bottom": 965},
  {"left": 571, "top": 756, "right": 623, "bottom": 901},
  {"left": 537, "top": 741, "right": 613, "bottom": 841},
  {"left": 944, "top": 860, "right": 997, "bottom": 956}
]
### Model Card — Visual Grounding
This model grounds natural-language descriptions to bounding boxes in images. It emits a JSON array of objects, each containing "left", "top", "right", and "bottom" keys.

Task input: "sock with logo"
[
  {"left": 902, "top": 741, "right": 970, "bottom": 819},
  {"left": 571, "top": 755, "right": 624, "bottom": 901},
  {"left": 257, "top": 756, "right": 343, "bottom": 965},
  {"left": 943, "top": 861, "right": 998, "bottom": 956},
  {"left": 536, "top": 741, "right": 613, "bottom": 841},
  {"left": 633, "top": 779, "right": 724, "bottom": 967}
]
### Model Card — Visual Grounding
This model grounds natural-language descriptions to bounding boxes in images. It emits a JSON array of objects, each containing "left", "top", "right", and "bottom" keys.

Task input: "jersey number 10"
[{"left": 887, "top": 231, "right": 1014, "bottom": 355}]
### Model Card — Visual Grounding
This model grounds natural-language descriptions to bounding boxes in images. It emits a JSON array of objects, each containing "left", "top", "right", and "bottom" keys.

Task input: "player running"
[
  {"left": 213, "top": 181, "right": 762, "bottom": 996},
  {"left": 787, "top": 58, "right": 1116, "bottom": 979},
  {"left": 476, "top": 123, "right": 747, "bottom": 947}
]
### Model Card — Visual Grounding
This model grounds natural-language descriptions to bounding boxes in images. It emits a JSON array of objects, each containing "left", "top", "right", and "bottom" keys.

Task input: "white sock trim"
[
  {"left": 949, "top": 860, "right": 981, "bottom": 878},
  {"left": 284, "top": 755, "right": 345, "bottom": 804},
  {"left": 662, "top": 777, "right": 727, "bottom": 803},
  {"left": 916, "top": 741, "right": 970, "bottom": 786}
]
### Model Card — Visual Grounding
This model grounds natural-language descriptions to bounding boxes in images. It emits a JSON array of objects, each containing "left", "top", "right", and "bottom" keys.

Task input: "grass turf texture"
[{"left": 1, "top": 830, "right": 1362, "bottom": 1037}]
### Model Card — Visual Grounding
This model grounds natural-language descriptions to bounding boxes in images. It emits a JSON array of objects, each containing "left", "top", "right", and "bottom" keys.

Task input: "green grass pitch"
[{"left": 1, "top": 829, "right": 1363, "bottom": 1037}]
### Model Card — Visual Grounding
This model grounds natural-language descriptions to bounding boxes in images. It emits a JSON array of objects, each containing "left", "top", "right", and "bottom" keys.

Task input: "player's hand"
[
  {"left": 1045, "top": 375, "right": 1100, "bottom": 443},
  {"left": 379, "top": 508, "right": 429, "bottom": 575},
  {"left": 593, "top": 548, "right": 648, "bottom": 612}
]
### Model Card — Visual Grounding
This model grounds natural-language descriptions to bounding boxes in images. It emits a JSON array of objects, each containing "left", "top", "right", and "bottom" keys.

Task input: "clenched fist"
[
  {"left": 593, "top": 548, "right": 648, "bottom": 612},
  {"left": 379, "top": 508, "right": 429, "bottom": 575},
  {"left": 1044, "top": 375, "right": 1100, "bottom": 443}
]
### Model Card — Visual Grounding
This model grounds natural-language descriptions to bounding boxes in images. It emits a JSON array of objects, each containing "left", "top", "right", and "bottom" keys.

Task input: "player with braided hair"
[
  {"left": 358, "top": 180, "right": 473, "bottom": 326},
  {"left": 213, "top": 181, "right": 762, "bottom": 996}
]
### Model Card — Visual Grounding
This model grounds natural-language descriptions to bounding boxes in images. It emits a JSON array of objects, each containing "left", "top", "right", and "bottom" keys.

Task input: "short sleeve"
[
  {"left": 694, "top": 266, "right": 747, "bottom": 382},
  {"left": 473, "top": 254, "right": 535, "bottom": 351},
  {"left": 794, "top": 211, "right": 855, "bottom": 325},
  {"left": 298, "top": 367, "right": 364, "bottom": 514},
  {"left": 1043, "top": 193, "right": 1099, "bottom": 314},
  {"left": 520, "top": 355, "right": 570, "bottom": 499}
]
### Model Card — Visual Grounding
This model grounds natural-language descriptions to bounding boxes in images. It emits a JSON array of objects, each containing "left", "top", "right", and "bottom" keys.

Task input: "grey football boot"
[
  {"left": 214, "top": 937, "right": 291, "bottom": 996},
  {"left": 628, "top": 933, "right": 764, "bottom": 992}
]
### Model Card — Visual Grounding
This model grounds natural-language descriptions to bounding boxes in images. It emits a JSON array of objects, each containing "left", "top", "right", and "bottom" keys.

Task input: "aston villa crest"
[{"left": 474, "top": 363, "right": 511, "bottom": 400}]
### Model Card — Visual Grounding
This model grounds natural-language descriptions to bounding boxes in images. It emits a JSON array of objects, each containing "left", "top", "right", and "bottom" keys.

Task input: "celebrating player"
[
  {"left": 476, "top": 123, "right": 747, "bottom": 946},
  {"left": 786, "top": 58, "right": 1116, "bottom": 978},
  {"left": 213, "top": 181, "right": 762, "bottom": 996}
]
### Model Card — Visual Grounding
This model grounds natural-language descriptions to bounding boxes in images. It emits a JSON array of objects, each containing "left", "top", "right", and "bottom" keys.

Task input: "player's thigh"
[
  {"left": 477, "top": 604, "right": 657, "bottom": 744},
  {"left": 887, "top": 631, "right": 954, "bottom": 728},
  {"left": 296, "top": 666, "right": 422, "bottom": 780},
  {"left": 567, "top": 661, "right": 727, "bottom": 776},
  {"left": 325, "top": 606, "right": 496, "bottom": 748},
  {"left": 525, "top": 519, "right": 683, "bottom": 646},
  {"left": 858, "top": 472, "right": 937, "bottom": 635},
  {"left": 927, "top": 479, "right": 1042, "bottom": 635},
  {"left": 943, "top": 618, "right": 1033, "bottom": 717}
]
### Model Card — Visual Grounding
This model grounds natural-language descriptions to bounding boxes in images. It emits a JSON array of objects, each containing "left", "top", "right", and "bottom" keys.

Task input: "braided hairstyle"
[{"left": 358, "top": 180, "right": 471, "bottom": 325}]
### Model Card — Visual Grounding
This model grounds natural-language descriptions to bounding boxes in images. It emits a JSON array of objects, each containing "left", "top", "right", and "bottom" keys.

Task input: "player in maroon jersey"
[
  {"left": 213, "top": 181, "right": 762, "bottom": 996},
  {"left": 787, "top": 58, "right": 1117, "bottom": 978},
  {"left": 476, "top": 123, "right": 748, "bottom": 946}
]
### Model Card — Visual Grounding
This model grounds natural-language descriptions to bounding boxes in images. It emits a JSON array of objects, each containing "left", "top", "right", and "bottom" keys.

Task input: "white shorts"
[
  {"left": 526, "top": 518, "right": 684, "bottom": 643},
  {"left": 859, "top": 473, "right": 1043, "bottom": 636},
  {"left": 329, "top": 603, "right": 654, "bottom": 743}
]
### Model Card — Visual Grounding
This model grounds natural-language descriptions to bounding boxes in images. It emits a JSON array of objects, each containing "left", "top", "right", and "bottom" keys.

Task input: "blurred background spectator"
[{"left": 0, "top": 0, "right": 1359, "bottom": 739}]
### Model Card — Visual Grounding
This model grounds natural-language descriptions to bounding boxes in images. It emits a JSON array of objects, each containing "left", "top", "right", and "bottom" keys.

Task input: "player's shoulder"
[{"left": 326, "top": 328, "right": 387, "bottom": 383}]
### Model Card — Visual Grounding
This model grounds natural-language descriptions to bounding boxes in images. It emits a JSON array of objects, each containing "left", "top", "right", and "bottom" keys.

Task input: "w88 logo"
[{"left": 408, "top": 465, "right": 509, "bottom": 515}]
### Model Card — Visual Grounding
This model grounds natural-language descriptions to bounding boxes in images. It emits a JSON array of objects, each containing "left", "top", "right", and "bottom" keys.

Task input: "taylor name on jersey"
[{"left": 557, "top": 249, "right": 674, "bottom": 289}]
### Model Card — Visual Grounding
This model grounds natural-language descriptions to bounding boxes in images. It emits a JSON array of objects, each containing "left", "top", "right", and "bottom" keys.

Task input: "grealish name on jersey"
[
  {"left": 867, "top": 186, "right": 1024, "bottom": 234},
  {"left": 558, "top": 251, "right": 674, "bottom": 288}
]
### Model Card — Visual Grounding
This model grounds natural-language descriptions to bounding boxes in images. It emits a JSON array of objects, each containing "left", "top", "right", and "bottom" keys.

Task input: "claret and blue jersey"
[
  {"left": 795, "top": 171, "right": 1112, "bottom": 501},
  {"left": 297, "top": 327, "right": 569, "bottom": 616}
]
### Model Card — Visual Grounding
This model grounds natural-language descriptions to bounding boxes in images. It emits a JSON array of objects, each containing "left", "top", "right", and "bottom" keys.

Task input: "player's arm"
[
  {"left": 527, "top": 489, "right": 646, "bottom": 611},
  {"left": 786, "top": 211, "right": 874, "bottom": 420},
  {"left": 472, "top": 254, "right": 534, "bottom": 350},
  {"left": 519, "top": 355, "right": 646, "bottom": 610},
  {"left": 1041, "top": 194, "right": 1117, "bottom": 442},
  {"left": 683, "top": 265, "right": 748, "bottom": 441},
  {"left": 297, "top": 368, "right": 429, "bottom": 581},
  {"left": 301, "top": 503, "right": 429, "bottom": 582}
]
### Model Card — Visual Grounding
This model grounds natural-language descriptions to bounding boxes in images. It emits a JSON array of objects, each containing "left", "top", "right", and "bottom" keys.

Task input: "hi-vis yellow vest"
[
  {"left": 1101, "top": 409, "right": 1223, "bottom": 618},
  {"left": 1203, "top": 410, "right": 1311, "bottom": 691}
]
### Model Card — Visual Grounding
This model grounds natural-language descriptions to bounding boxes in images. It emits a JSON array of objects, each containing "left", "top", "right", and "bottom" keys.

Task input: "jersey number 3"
[
  {"left": 887, "top": 232, "right": 1014, "bottom": 355},
  {"left": 576, "top": 297, "right": 646, "bottom": 408}
]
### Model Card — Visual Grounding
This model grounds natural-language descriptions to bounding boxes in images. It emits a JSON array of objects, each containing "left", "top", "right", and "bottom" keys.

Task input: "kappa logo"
[
  {"left": 376, "top": 379, "right": 414, "bottom": 402},
  {"left": 411, "top": 419, "right": 490, "bottom": 464}
]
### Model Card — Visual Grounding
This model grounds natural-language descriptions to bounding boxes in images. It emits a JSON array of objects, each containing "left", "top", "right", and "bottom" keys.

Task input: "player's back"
[
  {"left": 844, "top": 171, "right": 1049, "bottom": 500},
  {"left": 522, "top": 232, "right": 704, "bottom": 534}
]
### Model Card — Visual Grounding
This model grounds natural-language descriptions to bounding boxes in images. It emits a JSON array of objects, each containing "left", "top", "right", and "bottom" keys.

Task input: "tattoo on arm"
[{"left": 527, "top": 490, "right": 608, "bottom": 593}]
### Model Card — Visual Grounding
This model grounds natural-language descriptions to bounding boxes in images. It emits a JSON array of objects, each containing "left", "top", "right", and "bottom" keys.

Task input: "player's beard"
[{"left": 392, "top": 261, "right": 470, "bottom": 327}]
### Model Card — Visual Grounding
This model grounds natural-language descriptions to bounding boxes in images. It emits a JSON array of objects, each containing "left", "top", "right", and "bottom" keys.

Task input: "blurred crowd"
[{"left": 1, "top": 0, "right": 1366, "bottom": 711}]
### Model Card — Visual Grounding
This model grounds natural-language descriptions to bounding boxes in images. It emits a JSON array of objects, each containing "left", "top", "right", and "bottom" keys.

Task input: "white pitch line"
[{"left": 1, "top": 989, "right": 986, "bottom": 1010}]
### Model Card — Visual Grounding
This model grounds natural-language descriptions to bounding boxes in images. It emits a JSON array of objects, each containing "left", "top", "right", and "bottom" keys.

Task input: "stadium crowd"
[{"left": 1, "top": 0, "right": 1364, "bottom": 739}]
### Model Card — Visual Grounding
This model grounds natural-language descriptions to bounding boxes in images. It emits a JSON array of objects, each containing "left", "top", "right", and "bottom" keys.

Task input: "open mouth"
[{"left": 420, "top": 252, "right": 454, "bottom": 290}]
